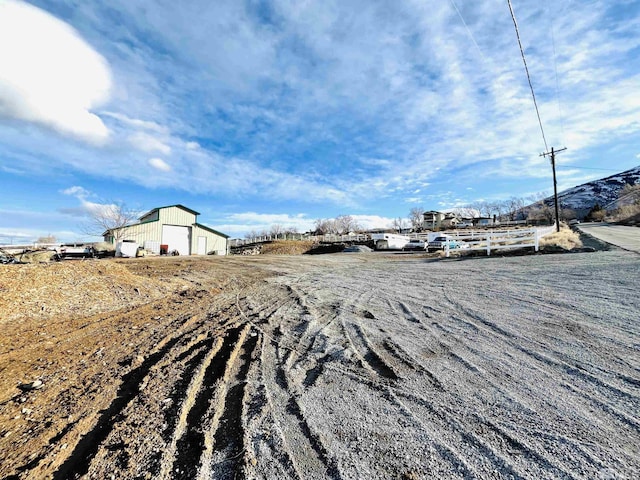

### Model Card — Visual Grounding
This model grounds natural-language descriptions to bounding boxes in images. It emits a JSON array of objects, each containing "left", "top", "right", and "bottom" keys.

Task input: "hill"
[{"left": 543, "top": 165, "right": 640, "bottom": 215}]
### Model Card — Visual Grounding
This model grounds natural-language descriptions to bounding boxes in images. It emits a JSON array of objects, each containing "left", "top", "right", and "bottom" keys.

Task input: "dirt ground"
[{"left": 1, "top": 251, "right": 638, "bottom": 479}]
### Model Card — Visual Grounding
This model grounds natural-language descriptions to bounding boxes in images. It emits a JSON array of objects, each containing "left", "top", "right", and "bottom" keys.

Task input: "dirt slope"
[{"left": 1, "top": 252, "right": 638, "bottom": 479}]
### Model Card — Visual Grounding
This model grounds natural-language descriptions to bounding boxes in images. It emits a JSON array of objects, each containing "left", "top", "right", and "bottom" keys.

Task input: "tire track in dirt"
[
  {"left": 205, "top": 329, "right": 259, "bottom": 479},
  {"left": 50, "top": 331, "right": 187, "bottom": 480},
  {"left": 155, "top": 334, "right": 223, "bottom": 479},
  {"left": 251, "top": 289, "right": 344, "bottom": 480},
  {"left": 442, "top": 287, "right": 640, "bottom": 431},
  {"left": 340, "top": 319, "right": 398, "bottom": 381},
  {"left": 391, "top": 388, "right": 579, "bottom": 479},
  {"left": 170, "top": 324, "right": 247, "bottom": 478}
]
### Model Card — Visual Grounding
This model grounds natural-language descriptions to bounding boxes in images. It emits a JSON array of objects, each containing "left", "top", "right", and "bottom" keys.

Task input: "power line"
[
  {"left": 507, "top": 0, "right": 548, "bottom": 152},
  {"left": 549, "top": 12, "right": 566, "bottom": 144},
  {"left": 556, "top": 165, "right": 625, "bottom": 172}
]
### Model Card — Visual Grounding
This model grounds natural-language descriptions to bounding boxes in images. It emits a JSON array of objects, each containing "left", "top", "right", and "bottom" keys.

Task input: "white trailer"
[{"left": 371, "top": 233, "right": 410, "bottom": 250}]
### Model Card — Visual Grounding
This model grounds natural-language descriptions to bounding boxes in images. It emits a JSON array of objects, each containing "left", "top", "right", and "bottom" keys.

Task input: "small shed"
[{"left": 103, "top": 204, "right": 228, "bottom": 255}]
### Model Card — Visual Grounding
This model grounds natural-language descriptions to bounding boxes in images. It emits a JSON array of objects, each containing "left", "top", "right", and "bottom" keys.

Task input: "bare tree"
[
  {"left": 506, "top": 197, "right": 526, "bottom": 221},
  {"left": 314, "top": 218, "right": 335, "bottom": 235},
  {"left": 83, "top": 202, "right": 139, "bottom": 243},
  {"left": 244, "top": 230, "right": 259, "bottom": 241},
  {"left": 270, "top": 224, "right": 285, "bottom": 238},
  {"left": 458, "top": 205, "right": 480, "bottom": 218},
  {"left": 409, "top": 207, "right": 424, "bottom": 231},
  {"left": 392, "top": 217, "right": 407, "bottom": 232},
  {"left": 527, "top": 204, "right": 554, "bottom": 224},
  {"left": 335, "top": 215, "right": 360, "bottom": 234}
]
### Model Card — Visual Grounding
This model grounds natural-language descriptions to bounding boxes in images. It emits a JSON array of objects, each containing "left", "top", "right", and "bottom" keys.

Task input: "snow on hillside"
[{"left": 544, "top": 165, "right": 640, "bottom": 212}]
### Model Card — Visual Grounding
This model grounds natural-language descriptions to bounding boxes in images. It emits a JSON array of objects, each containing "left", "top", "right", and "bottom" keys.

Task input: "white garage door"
[{"left": 162, "top": 225, "right": 191, "bottom": 255}]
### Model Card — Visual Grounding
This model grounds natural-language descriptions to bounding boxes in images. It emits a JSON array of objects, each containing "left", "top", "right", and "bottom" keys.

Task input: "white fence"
[
  {"left": 230, "top": 233, "right": 369, "bottom": 247},
  {"left": 231, "top": 226, "right": 556, "bottom": 257},
  {"left": 443, "top": 226, "right": 556, "bottom": 257}
]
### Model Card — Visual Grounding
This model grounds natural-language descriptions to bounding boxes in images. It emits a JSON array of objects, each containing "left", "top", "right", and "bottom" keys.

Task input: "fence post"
[
  {"left": 445, "top": 241, "right": 450, "bottom": 257},
  {"left": 486, "top": 233, "right": 491, "bottom": 256},
  {"left": 534, "top": 228, "right": 539, "bottom": 252}
]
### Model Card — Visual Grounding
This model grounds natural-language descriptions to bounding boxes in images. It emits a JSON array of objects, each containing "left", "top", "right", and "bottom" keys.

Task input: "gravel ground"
[{"left": 1, "top": 251, "right": 638, "bottom": 479}]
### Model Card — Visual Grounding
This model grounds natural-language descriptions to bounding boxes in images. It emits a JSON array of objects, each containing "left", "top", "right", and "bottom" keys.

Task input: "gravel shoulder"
[{"left": 1, "top": 252, "right": 638, "bottom": 479}]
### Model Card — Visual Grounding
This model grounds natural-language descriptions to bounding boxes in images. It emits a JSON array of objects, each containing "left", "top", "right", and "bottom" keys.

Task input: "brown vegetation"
[{"left": 539, "top": 226, "right": 583, "bottom": 250}]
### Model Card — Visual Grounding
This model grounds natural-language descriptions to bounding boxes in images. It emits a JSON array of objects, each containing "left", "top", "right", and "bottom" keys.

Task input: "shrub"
[{"left": 539, "top": 227, "right": 582, "bottom": 251}]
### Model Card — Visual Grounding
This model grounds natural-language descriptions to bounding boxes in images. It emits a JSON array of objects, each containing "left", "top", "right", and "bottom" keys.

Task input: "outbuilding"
[{"left": 103, "top": 204, "right": 228, "bottom": 255}]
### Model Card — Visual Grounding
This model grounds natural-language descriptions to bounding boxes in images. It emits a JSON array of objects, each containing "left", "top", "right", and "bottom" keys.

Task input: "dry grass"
[
  {"left": 539, "top": 227, "right": 583, "bottom": 250},
  {"left": 260, "top": 240, "right": 316, "bottom": 255},
  {"left": 606, "top": 204, "right": 640, "bottom": 225}
]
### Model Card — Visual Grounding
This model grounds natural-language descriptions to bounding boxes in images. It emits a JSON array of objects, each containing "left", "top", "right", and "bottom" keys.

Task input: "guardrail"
[{"left": 443, "top": 226, "right": 556, "bottom": 257}]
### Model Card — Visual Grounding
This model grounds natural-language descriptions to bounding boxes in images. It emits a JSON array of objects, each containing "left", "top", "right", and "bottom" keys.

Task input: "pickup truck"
[{"left": 427, "top": 236, "right": 465, "bottom": 252}]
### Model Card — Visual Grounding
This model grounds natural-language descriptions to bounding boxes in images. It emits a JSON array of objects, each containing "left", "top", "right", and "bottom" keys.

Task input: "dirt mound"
[
  {"left": 260, "top": 240, "right": 315, "bottom": 255},
  {"left": 0, "top": 260, "right": 172, "bottom": 324}
]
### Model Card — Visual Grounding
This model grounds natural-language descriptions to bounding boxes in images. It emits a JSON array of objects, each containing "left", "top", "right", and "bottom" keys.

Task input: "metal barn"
[{"left": 103, "top": 204, "right": 228, "bottom": 255}]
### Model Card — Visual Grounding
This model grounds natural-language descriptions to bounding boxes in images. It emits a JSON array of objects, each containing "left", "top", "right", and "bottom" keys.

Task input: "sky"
[{"left": 1, "top": 0, "right": 639, "bottom": 243}]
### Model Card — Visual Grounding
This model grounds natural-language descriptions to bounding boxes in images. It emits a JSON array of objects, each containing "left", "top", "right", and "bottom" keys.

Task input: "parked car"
[
  {"left": 402, "top": 239, "right": 427, "bottom": 251},
  {"left": 427, "top": 236, "right": 466, "bottom": 252}
]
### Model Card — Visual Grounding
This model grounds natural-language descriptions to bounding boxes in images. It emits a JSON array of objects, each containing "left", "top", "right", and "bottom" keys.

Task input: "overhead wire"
[
  {"left": 549, "top": 12, "right": 566, "bottom": 145},
  {"left": 506, "top": 0, "right": 549, "bottom": 152},
  {"left": 556, "top": 165, "right": 631, "bottom": 172}
]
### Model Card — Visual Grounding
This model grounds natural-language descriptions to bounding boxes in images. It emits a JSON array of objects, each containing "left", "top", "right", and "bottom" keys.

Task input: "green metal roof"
[{"left": 139, "top": 204, "right": 200, "bottom": 219}]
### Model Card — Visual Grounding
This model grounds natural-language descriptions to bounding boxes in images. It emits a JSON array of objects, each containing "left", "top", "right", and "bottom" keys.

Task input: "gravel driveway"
[{"left": 1, "top": 251, "right": 638, "bottom": 479}]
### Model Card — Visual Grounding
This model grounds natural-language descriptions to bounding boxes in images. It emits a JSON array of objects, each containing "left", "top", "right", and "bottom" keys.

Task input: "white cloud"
[
  {"left": 148, "top": 157, "right": 171, "bottom": 171},
  {"left": 0, "top": 0, "right": 112, "bottom": 144},
  {"left": 101, "top": 111, "right": 168, "bottom": 134},
  {"left": 350, "top": 215, "right": 397, "bottom": 231},
  {"left": 61, "top": 186, "right": 91, "bottom": 198},
  {"left": 130, "top": 132, "right": 171, "bottom": 154}
]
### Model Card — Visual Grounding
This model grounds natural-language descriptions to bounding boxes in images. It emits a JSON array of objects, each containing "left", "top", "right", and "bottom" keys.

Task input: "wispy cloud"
[{"left": 1, "top": 0, "right": 639, "bottom": 240}]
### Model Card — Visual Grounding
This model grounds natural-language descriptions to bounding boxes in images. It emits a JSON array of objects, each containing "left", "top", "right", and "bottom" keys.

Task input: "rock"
[{"left": 19, "top": 380, "right": 43, "bottom": 391}]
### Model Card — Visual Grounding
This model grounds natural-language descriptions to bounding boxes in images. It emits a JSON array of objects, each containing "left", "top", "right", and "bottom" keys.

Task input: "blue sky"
[{"left": 1, "top": 0, "right": 639, "bottom": 242}]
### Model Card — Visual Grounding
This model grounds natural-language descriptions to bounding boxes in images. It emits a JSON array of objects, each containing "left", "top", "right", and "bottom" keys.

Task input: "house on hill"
[
  {"left": 422, "top": 211, "right": 460, "bottom": 230},
  {"left": 103, "top": 204, "right": 228, "bottom": 255}
]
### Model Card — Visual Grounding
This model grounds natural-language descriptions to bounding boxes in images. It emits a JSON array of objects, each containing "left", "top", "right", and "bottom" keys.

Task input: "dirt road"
[{"left": 1, "top": 252, "right": 639, "bottom": 479}]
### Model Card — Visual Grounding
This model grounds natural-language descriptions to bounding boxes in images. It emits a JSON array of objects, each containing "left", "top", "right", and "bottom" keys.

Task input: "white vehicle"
[
  {"left": 402, "top": 239, "right": 427, "bottom": 251},
  {"left": 57, "top": 243, "right": 96, "bottom": 259},
  {"left": 371, "top": 233, "right": 410, "bottom": 250}
]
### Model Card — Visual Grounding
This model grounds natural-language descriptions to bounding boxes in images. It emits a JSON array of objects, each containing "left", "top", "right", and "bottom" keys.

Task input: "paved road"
[{"left": 577, "top": 222, "right": 640, "bottom": 252}]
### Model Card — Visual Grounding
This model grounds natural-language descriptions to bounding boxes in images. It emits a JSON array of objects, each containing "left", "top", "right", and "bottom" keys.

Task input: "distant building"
[
  {"left": 103, "top": 204, "right": 228, "bottom": 255},
  {"left": 422, "top": 211, "right": 460, "bottom": 230},
  {"left": 473, "top": 216, "right": 496, "bottom": 227}
]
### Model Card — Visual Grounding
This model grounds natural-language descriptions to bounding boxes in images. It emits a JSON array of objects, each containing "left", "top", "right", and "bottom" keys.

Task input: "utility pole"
[{"left": 540, "top": 147, "right": 567, "bottom": 233}]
